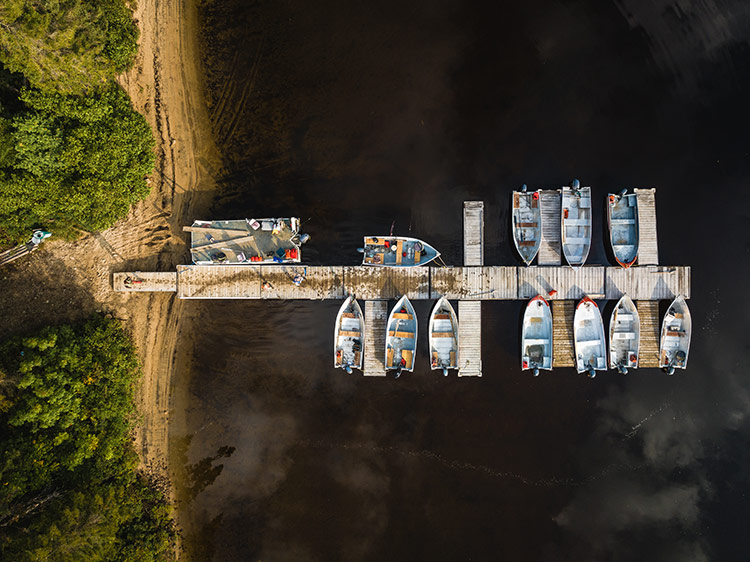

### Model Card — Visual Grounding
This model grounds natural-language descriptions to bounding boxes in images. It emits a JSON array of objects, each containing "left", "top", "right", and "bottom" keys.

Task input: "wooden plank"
[
  {"left": 552, "top": 300, "right": 575, "bottom": 368},
  {"left": 464, "top": 201, "right": 484, "bottom": 266},
  {"left": 430, "top": 266, "right": 517, "bottom": 299},
  {"left": 364, "top": 301, "right": 387, "bottom": 376},
  {"left": 518, "top": 266, "right": 605, "bottom": 300},
  {"left": 636, "top": 300, "right": 660, "bottom": 368},
  {"left": 183, "top": 226, "right": 249, "bottom": 235},
  {"left": 635, "top": 188, "right": 659, "bottom": 265},
  {"left": 458, "top": 300, "right": 482, "bottom": 376},
  {"left": 113, "top": 272, "right": 177, "bottom": 292},
  {"left": 605, "top": 266, "right": 690, "bottom": 300},
  {"left": 539, "top": 190, "right": 562, "bottom": 265},
  {"left": 343, "top": 266, "right": 430, "bottom": 300}
]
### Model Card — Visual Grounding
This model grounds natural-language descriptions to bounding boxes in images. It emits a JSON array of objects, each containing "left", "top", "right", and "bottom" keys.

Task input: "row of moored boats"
[{"left": 335, "top": 294, "right": 691, "bottom": 377}]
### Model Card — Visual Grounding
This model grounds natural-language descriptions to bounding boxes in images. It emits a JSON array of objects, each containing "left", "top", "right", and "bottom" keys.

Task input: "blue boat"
[{"left": 360, "top": 236, "right": 440, "bottom": 267}]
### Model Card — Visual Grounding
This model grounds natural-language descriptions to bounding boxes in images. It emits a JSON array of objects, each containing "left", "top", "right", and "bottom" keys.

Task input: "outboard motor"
[
  {"left": 667, "top": 366, "right": 675, "bottom": 376},
  {"left": 617, "top": 364, "right": 628, "bottom": 375},
  {"left": 442, "top": 367, "right": 448, "bottom": 377},
  {"left": 299, "top": 233, "right": 311, "bottom": 245},
  {"left": 572, "top": 178, "right": 581, "bottom": 190},
  {"left": 587, "top": 365, "right": 596, "bottom": 378},
  {"left": 394, "top": 368, "right": 402, "bottom": 380},
  {"left": 618, "top": 188, "right": 628, "bottom": 198},
  {"left": 345, "top": 364, "right": 352, "bottom": 374},
  {"left": 521, "top": 183, "right": 528, "bottom": 192},
  {"left": 533, "top": 368, "right": 540, "bottom": 377},
  {"left": 356, "top": 247, "right": 365, "bottom": 253}
]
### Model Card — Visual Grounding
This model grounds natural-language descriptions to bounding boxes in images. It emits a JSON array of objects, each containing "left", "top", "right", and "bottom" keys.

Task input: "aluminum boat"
[
  {"left": 609, "top": 294, "right": 640, "bottom": 373},
  {"left": 521, "top": 295, "right": 553, "bottom": 375},
  {"left": 607, "top": 190, "right": 639, "bottom": 267},
  {"left": 360, "top": 236, "right": 440, "bottom": 267},
  {"left": 561, "top": 180, "right": 592, "bottom": 269},
  {"left": 385, "top": 296, "right": 418, "bottom": 377},
  {"left": 574, "top": 296, "right": 606, "bottom": 377},
  {"left": 428, "top": 297, "right": 458, "bottom": 376},
  {"left": 659, "top": 295, "right": 691, "bottom": 374},
  {"left": 334, "top": 295, "right": 365, "bottom": 373},
  {"left": 512, "top": 185, "right": 542, "bottom": 266}
]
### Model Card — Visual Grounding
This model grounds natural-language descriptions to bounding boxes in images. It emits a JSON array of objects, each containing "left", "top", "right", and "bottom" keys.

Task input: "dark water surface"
[{"left": 173, "top": 1, "right": 750, "bottom": 560}]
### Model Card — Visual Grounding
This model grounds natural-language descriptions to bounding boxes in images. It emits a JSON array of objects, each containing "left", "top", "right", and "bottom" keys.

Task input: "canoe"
[
  {"left": 659, "top": 295, "right": 691, "bottom": 374},
  {"left": 574, "top": 296, "right": 606, "bottom": 377},
  {"left": 512, "top": 186, "right": 542, "bottom": 266},
  {"left": 361, "top": 236, "right": 440, "bottom": 267},
  {"left": 333, "top": 295, "right": 365, "bottom": 373},
  {"left": 607, "top": 190, "right": 639, "bottom": 267},
  {"left": 561, "top": 180, "right": 592, "bottom": 269},
  {"left": 521, "top": 295, "right": 553, "bottom": 375},
  {"left": 429, "top": 297, "right": 458, "bottom": 376},
  {"left": 385, "top": 295, "right": 418, "bottom": 377},
  {"left": 609, "top": 295, "right": 640, "bottom": 373}
]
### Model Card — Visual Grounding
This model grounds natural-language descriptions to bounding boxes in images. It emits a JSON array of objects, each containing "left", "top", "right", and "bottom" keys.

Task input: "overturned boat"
[
  {"left": 521, "top": 295, "right": 553, "bottom": 375},
  {"left": 607, "top": 190, "right": 639, "bottom": 267},
  {"left": 360, "top": 236, "right": 440, "bottom": 267},
  {"left": 574, "top": 296, "right": 606, "bottom": 377},
  {"left": 429, "top": 297, "right": 458, "bottom": 376},
  {"left": 659, "top": 295, "right": 691, "bottom": 374},
  {"left": 561, "top": 180, "right": 592, "bottom": 269},
  {"left": 385, "top": 296, "right": 418, "bottom": 377},
  {"left": 609, "top": 295, "right": 640, "bottom": 373},
  {"left": 334, "top": 295, "right": 365, "bottom": 374},
  {"left": 512, "top": 185, "right": 542, "bottom": 266}
]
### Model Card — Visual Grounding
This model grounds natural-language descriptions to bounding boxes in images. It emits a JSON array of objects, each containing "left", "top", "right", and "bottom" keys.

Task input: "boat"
[
  {"left": 521, "top": 295, "right": 553, "bottom": 375},
  {"left": 609, "top": 295, "right": 640, "bottom": 373},
  {"left": 574, "top": 296, "right": 607, "bottom": 377},
  {"left": 428, "top": 297, "right": 458, "bottom": 376},
  {"left": 187, "top": 218, "right": 309, "bottom": 265},
  {"left": 385, "top": 295, "right": 418, "bottom": 377},
  {"left": 607, "top": 189, "right": 639, "bottom": 267},
  {"left": 561, "top": 180, "right": 592, "bottom": 269},
  {"left": 512, "top": 185, "right": 542, "bottom": 266},
  {"left": 333, "top": 295, "right": 365, "bottom": 374},
  {"left": 360, "top": 236, "right": 440, "bottom": 267},
  {"left": 659, "top": 295, "right": 691, "bottom": 374}
]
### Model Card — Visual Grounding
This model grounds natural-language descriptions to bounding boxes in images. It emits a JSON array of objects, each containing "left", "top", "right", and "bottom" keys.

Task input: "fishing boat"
[
  {"left": 659, "top": 295, "right": 691, "bottom": 375},
  {"left": 333, "top": 295, "right": 365, "bottom": 374},
  {"left": 521, "top": 295, "right": 553, "bottom": 375},
  {"left": 574, "top": 296, "right": 606, "bottom": 377},
  {"left": 385, "top": 295, "right": 418, "bottom": 377},
  {"left": 360, "top": 236, "right": 440, "bottom": 267},
  {"left": 609, "top": 295, "right": 640, "bottom": 373},
  {"left": 561, "top": 180, "right": 592, "bottom": 269},
  {"left": 607, "top": 189, "right": 639, "bottom": 267},
  {"left": 512, "top": 185, "right": 542, "bottom": 266},
  {"left": 428, "top": 297, "right": 458, "bottom": 376}
]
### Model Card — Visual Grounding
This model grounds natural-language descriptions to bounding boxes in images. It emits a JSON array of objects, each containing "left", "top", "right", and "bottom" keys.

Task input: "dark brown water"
[{"left": 173, "top": 1, "right": 750, "bottom": 560}]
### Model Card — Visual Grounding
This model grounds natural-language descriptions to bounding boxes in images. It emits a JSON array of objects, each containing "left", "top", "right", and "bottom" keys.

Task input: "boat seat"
[
  {"left": 613, "top": 332, "right": 636, "bottom": 340},
  {"left": 339, "top": 330, "right": 361, "bottom": 337},
  {"left": 564, "top": 219, "right": 589, "bottom": 226},
  {"left": 563, "top": 237, "right": 589, "bottom": 246},
  {"left": 386, "top": 347, "right": 394, "bottom": 367},
  {"left": 393, "top": 312, "right": 413, "bottom": 320},
  {"left": 518, "top": 240, "right": 537, "bottom": 246},
  {"left": 517, "top": 222, "right": 538, "bottom": 228},
  {"left": 364, "top": 253, "right": 384, "bottom": 264},
  {"left": 401, "top": 349, "right": 414, "bottom": 368},
  {"left": 354, "top": 350, "right": 362, "bottom": 366},
  {"left": 611, "top": 219, "right": 636, "bottom": 225},
  {"left": 666, "top": 330, "right": 684, "bottom": 337},
  {"left": 341, "top": 312, "right": 357, "bottom": 318},
  {"left": 432, "top": 331, "right": 454, "bottom": 338},
  {"left": 414, "top": 249, "right": 421, "bottom": 263},
  {"left": 396, "top": 240, "right": 404, "bottom": 265},
  {"left": 389, "top": 330, "right": 414, "bottom": 339},
  {"left": 616, "top": 313, "right": 634, "bottom": 321},
  {"left": 449, "top": 350, "right": 456, "bottom": 366},
  {"left": 366, "top": 237, "right": 386, "bottom": 245},
  {"left": 524, "top": 338, "right": 549, "bottom": 345},
  {"left": 579, "top": 197, "right": 591, "bottom": 208},
  {"left": 434, "top": 313, "right": 450, "bottom": 320},
  {"left": 613, "top": 244, "right": 636, "bottom": 250},
  {"left": 529, "top": 317, "right": 543, "bottom": 324}
]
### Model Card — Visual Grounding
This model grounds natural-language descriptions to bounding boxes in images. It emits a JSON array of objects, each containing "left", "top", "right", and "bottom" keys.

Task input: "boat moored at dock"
[
  {"left": 609, "top": 294, "right": 640, "bottom": 373},
  {"left": 429, "top": 297, "right": 459, "bottom": 376},
  {"left": 512, "top": 185, "right": 542, "bottom": 266},
  {"left": 360, "top": 236, "right": 440, "bottom": 267},
  {"left": 574, "top": 296, "right": 606, "bottom": 377},
  {"left": 385, "top": 295, "right": 418, "bottom": 377},
  {"left": 561, "top": 180, "right": 592, "bottom": 269},
  {"left": 521, "top": 295, "right": 553, "bottom": 375},
  {"left": 608, "top": 190, "right": 639, "bottom": 267},
  {"left": 334, "top": 295, "right": 365, "bottom": 373},
  {"left": 659, "top": 295, "right": 691, "bottom": 374}
]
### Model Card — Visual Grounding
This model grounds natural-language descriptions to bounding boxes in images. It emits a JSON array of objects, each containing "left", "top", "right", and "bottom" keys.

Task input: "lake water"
[{"left": 171, "top": 1, "right": 750, "bottom": 560}]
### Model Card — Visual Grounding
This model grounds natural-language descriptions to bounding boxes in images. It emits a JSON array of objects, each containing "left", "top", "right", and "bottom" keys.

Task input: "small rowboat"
[
  {"left": 561, "top": 180, "right": 592, "bottom": 269},
  {"left": 429, "top": 297, "right": 458, "bottom": 376},
  {"left": 360, "top": 236, "right": 440, "bottom": 267},
  {"left": 521, "top": 295, "right": 553, "bottom": 375},
  {"left": 609, "top": 295, "right": 640, "bottom": 373},
  {"left": 659, "top": 295, "right": 691, "bottom": 375},
  {"left": 333, "top": 295, "right": 364, "bottom": 373},
  {"left": 512, "top": 185, "right": 542, "bottom": 266},
  {"left": 574, "top": 296, "right": 606, "bottom": 377},
  {"left": 385, "top": 296, "right": 418, "bottom": 378},
  {"left": 607, "top": 189, "right": 639, "bottom": 267}
]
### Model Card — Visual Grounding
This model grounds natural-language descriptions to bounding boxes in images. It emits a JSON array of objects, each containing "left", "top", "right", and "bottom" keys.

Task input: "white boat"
[
  {"left": 428, "top": 297, "right": 458, "bottom": 376},
  {"left": 561, "top": 180, "right": 592, "bottom": 269},
  {"left": 512, "top": 185, "right": 542, "bottom": 266},
  {"left": 659, "top": 295, "right": 691, "bottom": 374},
  {"left": 521, "top": 295, "right": 553, "bottom": 375},
  {"left": 385, "top": 296, "right": 418, "bottom": 377},
  {"left": 607, "top": 190, "right": 639, "bottom": 267},
  {"left": 609, "top": 295, "right": 640, "bottom": 373},
  {"left": 574, "top": 296, "right": 606, "bottom": 377},
  {"left": 333, "top": 295, "right": 365, "bottom": 373},
  {"left": 360, "top": 236, "right": 440, "bottom": 267}
]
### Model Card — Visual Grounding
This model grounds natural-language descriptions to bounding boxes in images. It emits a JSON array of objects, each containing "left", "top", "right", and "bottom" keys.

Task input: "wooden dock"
[
  {"left": 636, "top": 300, "right": 660, "bottom": 368},
  {"left": 635, "top": 188, "right": 659, "bottom": 265},
  {"left": 458, "top": 301, "right": 482, "bottom": 376},
  {"left": 518, "top": 266, "right": 606, "bottom": 300},
  {"left": 458, "top": 201, "right": 484, "bottom": 376},
  {"left": 552, "top": 300, "right": 576, "bottom": 368},
  {"left": 538, "top": 189, "right": 562, "bottom": 265},
  {"left": 363, "top": 300, "right": 387, "bottom": 376},
  {"left": 113, "top": 272, "right": 177, "bottom": 292}
]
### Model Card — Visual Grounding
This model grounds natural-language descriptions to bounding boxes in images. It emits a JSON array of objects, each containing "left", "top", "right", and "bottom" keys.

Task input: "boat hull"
[
  {"left": 574, "top": 296, "right": 606, "bottom": 373},
  {"left": 385, "top": 296, "right": 418, "bottom": 372},
  {"left": 429, "top": 297, "right": 459, "bottom": 372},
  {"left": 334, "top": 295, "right": 365, "bottom": 372},
  {"left": 512, "top": 190, "right": 542, "bottom": 266},
  {"left": 521, "top": 295, "right": 553, "bottom": 371},
  {"left": 609, "top": 295, "right": 640, "bottom": 370},
  {"left": 561, "top": 186, "right": 592, "bottom": 269},
  {"left": 659, "top": 295, "right": 691, "bottom": 370},
  {"left": 607, "top": 192, "right": 639, "bottom": 267},
  {"left": 362, "top": 236, "right": 440, "bottom": 267}
]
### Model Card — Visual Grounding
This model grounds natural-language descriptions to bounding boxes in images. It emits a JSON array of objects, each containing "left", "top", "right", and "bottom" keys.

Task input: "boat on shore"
[
  {"left": 561, "top": 180, "right": 592, "bottom": 269},
  {"left": 334, "top": 295, "right": 365, "bottom": 373},
  {"left": 360, "top": 236, "right": 440, "bottom": 267},
  {"left": 512, "top": 185, "right": 542, "bottom": 266},
  {"left": 429, "top": 297, "right": 458, "bottom": 376},
  {"left": 521, "top": 295, "right": 553, "bottom": 375},
  {"left": 609, "top": 295, "right": 640, "bottom": 373},
  {"left": 607, "top": 190, "right": 639, "bottom": 267},
  {"left": 574, "top": 296, "right": 606, "bottom": 377},
  {"left": 385, "top": 296, "right": 418, "bottom": 377},
  {"left": 659, "top": 295, "right": 691, "bottom": 374}
]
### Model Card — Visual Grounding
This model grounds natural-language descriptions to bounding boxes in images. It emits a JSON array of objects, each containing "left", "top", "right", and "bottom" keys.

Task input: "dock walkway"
[{"left": 458, "top": 201, "right": 483, "bottom": 376}]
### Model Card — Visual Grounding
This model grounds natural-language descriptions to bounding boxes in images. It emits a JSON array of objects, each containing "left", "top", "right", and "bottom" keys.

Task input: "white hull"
[
  {"left": 429, "top": 297, "right": 458, "bottom": 374},
  {"left": 609, "top": 295, "right": 640, "bottom": 371},
  {"left": 334, "top": 295, "right": 365, "bottom": 372},
  {"left": 561, "top": 184, "right": 592, "bottom": 269},
  {"left": 574, "top": 296, "right": 606, "bottom": 375},
  {"left": 385, "top": 296, "right": 418, "bottom": 372},
  {"left": 607, "top": 192, "right": 639, "bottom": 267},
  {"left": 659, "top": 295, "right": 691, "bottom": 371},
  {"left": 512, "top": 190, "right": 542, "bottom": 266},
  {"left": 521, "top": 296, "right": 553, "bottom": 372}
]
